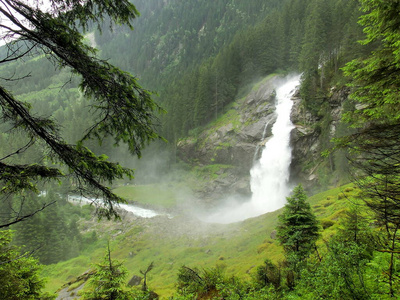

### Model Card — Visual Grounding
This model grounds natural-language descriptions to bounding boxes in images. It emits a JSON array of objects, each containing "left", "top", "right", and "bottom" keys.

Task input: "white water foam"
[
  {"left": 201, "top": 75, "right": 300, "bottom": 223},
  {"left": 68, "top": 195, "right": 160, "bottom": 218},
  {"left": 249, "top": 75, "right": 300, "bottom": 212}
]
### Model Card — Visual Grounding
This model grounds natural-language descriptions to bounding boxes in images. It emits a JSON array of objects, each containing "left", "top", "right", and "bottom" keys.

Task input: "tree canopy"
[
  {"left": 0, "top": 0, "right": 162, "bottom": 225},
  {"left": 340, "top": 0, "right": 400, "bottom": 244},
  {"left": 0, "top": 230, "right": 54, "bottom": 299},
  {"left": 277, "top": 185, "right": 320, "bottom": 267},
  {"left": 343, "top": 0, "right": 400, "bottom": 126},
  {"left": 338, "top": 1, "right": 400, "bottom": 296}
]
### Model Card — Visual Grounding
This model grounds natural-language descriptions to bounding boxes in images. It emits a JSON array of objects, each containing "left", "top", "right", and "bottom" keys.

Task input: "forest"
[{"left": 1, "top": 0, "right": 400, "bottom": 299}]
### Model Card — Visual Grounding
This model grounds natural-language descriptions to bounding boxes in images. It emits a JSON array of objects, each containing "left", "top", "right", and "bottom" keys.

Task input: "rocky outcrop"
[
  {"left": 289, "top": 87, "right": 350, "bottom": 190},
  {"left": 289, "top": 91, "right": 321, "bottom": 185},
  {"left": 177, "top": 75, "right": 281, "bottom": 201},
  {"left": 128, "top": 275, "right": 143, "bottom": 286}
]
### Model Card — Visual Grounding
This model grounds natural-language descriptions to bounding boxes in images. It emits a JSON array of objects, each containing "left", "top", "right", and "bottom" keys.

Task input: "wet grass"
[
  {"left": 43, "top": 182, "right": 364, "bottom": 298},
  {"left": 113, "top": 184, "right": 178, "bottom": 208}
]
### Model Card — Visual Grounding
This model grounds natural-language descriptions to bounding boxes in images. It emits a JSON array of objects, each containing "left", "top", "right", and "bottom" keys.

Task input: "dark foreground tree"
[
  {"left": 0, "top": 0, "right": 163, "bottom": 226},
  {"left": 339, "top": 1, "right": 400, "bottom": 296},
  {"left": 276, "top": 185, "right": 320, "bottom": 274},
  {"left": 81, "top": 244, "right": 131, "bottom": 300},
  {"left": 0, "top": 230, "right": 54, "bottom": 299}
]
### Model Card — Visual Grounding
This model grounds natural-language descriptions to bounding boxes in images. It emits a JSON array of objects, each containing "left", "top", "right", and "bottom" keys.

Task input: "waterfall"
[
  {"left": 201, "top": 75, "right": 300, "bottom": 224},
  {"left": 249, "top": 74, "right": 300, "bottom": 212}
]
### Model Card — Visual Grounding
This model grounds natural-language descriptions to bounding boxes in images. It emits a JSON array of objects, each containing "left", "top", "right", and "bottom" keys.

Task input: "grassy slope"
[
  {"left": 113, "top": 184, "right": 178, "bottom": 208},
  {"left": 42, "top": 182, "right": 359, "bottom": 298}
]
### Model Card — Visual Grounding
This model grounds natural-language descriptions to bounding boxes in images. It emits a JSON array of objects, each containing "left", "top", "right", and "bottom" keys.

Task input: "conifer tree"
[
  {"left": 81, "top": 244, "right": 132, "bottom": 300},
  {"left": 0, "top": 230, "right": 54, "bottom": 299},
  {"left": 0, "top": 0, "right": 163, "bottom": 227},
  {"left": 276, "top": 185, "right": 320, "bottom": 269},
  {"left": 339, "top": 2, "right": 400, "bottom": 295}
]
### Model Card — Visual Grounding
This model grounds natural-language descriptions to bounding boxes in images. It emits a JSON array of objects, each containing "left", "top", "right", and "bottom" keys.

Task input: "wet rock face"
[
  {"left": 289, "top": 87, "right": 350, "bottom": 189},
  {"left": 177, "top": 76, "right": 279, "bottom": 168},
  {"left": 289, "top": 94, "right": 321, "bottom": 186},
  {"left": 177, "top": 76, "right": 280, "bottom": 201}
]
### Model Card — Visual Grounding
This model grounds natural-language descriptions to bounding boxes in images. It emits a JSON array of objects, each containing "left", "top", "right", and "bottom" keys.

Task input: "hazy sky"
[{"left": 0, "top": 0, "right": 52, "bottom": 46}]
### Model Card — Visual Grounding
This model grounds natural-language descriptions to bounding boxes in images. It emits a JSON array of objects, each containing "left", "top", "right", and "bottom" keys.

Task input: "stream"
[{"left": 67, "top": 195, "right": 161, "bottom": 218}]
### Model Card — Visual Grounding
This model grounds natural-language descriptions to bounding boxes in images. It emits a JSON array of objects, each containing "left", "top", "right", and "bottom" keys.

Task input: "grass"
[
  {"left": 113, "top": 184, "right": 178, "bottom": 208},
  {"left": 42, "top": 181, "right": 365, "bottom": 298}
]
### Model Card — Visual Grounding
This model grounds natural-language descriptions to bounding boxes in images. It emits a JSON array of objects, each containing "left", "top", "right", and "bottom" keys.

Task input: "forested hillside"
[
  {"left": 93, "top": 0, "right": 368, "bottom": 144},
  {"left": 0, "top": 0, "right": 370, "bottom": 168}
]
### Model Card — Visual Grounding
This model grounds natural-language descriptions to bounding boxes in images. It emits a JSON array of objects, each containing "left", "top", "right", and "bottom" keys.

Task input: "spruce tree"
[
  {"left": 0, "top": 230, "right": 54, "bottom": 299},
  {"left": 81, "top": 245, "right": 132, "bottom": 300},
  {"left": 339, "top": 2, "right": 400, "bottom": 295},
  {"left": 276, "top": 184, "right": 320, "bottom": 268},
  {"left": 0, "top": 0, "right": 163, "bottom": 227}
]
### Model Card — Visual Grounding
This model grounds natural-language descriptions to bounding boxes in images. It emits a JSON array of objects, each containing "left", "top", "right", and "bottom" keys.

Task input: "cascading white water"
[
  {"left": 201, "top": 75, "right": 300, "bottom": 224},
  {"left": 249, "top": 75, "right": 300, "bottom": 213}
]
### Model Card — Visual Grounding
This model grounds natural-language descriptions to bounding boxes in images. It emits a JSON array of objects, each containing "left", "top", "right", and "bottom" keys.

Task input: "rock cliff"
[
  {"left": 177, "top": 75, "right": 280, "bottom": 201},
  {"left": 289, "top": 86, "right": 350, "bottom": 190},
  {"left": 177, "top": 75, "right": 350, "bottom": 202}
]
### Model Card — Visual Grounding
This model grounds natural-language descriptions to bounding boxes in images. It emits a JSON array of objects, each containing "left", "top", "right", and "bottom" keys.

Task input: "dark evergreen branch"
[
  {"left": 0, "top": 200, "right": 56, "bottom": 229},
  {"left": 0, "top": 71, "right": 32, "bottom": 82},
  {"left": 181, "top": 266, "right": 203, "bottom": 284},
  {"left": 0, "top": 137, "right": 35, "bottom": 161},
  {"left": 0, "top": 43, "right": 36, "bottom": 64},
  {"left": 0, "top": 86, "right": 134, "bottom": 218},
  {"left": 0, "top": 0, "right": 163, "bottom": 220},
  {"left": 0, "top": 245, "right": 41, "bottom": 265},
  {"left": 2, "top": 1, "right": 163, "bottom": 157}
]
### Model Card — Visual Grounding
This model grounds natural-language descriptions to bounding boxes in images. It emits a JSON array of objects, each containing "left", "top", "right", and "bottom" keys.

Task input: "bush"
[
  {"left": 320, "top": 219, "right": 335, "bottom": 229},
  {"left": 255, "top": 259, "right": 281, "bottom": 290}
]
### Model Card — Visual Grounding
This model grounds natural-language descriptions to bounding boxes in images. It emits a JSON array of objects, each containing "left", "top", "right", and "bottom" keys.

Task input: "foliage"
[
  {"left": 342, "top": 0, "right": 400, "bottom": 126},
  {"left": 276, "top": 185, "right": 320, "bottom": 270},
  {"left": 10, "top": 190, "right": 98, "bottom": 265},
  {"left": 295, "top": 240, "right": 372, "bottom": 300},
  {"left": 81, "top": 245, "right": 133, "bottom": 300},
  {"left": 0, "top": 230, "right": 55, "bottom": 300},
  {"left": 2, "top": 0, "right": 399, "bottom": 299},
  {"left": 339, "top": 1, "right": 400, "bottom": 296},
  {"left": 0, "top": 0, "right": 162, "bottom": 225},
  {"left": 176, "top": 265, "right": 226, "bottom": 298},
  {"left": 175, "top": 265, "right": 271, "bottom": 300},
  {"left": 293, "top": 201, "right": 373, "bottom": 300},
  {"left": 254, "top": 259, "right": 282, "bottom": 291}
]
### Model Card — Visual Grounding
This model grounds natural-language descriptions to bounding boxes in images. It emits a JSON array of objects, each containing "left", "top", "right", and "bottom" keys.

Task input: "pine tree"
[
  {"left": 276, "top": 185, "right": 320, "bottom": 268},
  {"left": 0, "top": 230, "right": 54, "bottom": 300},
  {"left": 0, "top": 0, "right": 163, "bottom": 227},
  {"left": 81, "top": 245, "right": 132, "bottom": 300},
  {"left": 339, "top": 2, "right": 400, "bottom": 295}
]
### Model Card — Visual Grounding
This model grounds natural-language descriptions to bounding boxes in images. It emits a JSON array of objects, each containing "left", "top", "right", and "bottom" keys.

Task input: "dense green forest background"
[
  {"left": 96, "top": 0, "right": 369, "bottom": 142},
  {"left": 0, "top": 0, "right": 371, "bottom": 173}
]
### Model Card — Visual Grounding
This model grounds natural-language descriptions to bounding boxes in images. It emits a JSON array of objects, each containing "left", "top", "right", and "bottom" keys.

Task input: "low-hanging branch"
[
  {"left": 0, "top": 200, "right": 56, "bottom": 229},
  {"left": 0, "top": 85, "right": 133, "bottom": 219},
  {"left": 0, "top": 0, "right": 164, "bottom": 223}
]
